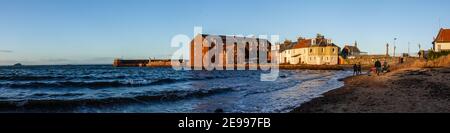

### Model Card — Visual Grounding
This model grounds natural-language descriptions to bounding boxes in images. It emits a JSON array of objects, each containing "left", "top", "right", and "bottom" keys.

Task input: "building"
[
  {"left": 189, "top": 34, "right": 272, "bottom": 68},
  {"left": 306, "top": 34, "right": 340, "bottom": 65},
  {"left": 289, "top": 37, "right": 311, "bottom": 64},
  {"left": 278, "top": 40, "right": 297, "bottom": 64},
  {"left": 342, "top": 42, "right": 360, "bottom": 57},
  {"left": 341, "top": 41, "right": 365, "bottom": 58},
  {"left": 280, "top": 34, "right": 341, "bottom": 65},
  {"left": 433, "top": 28, "right": 450, "bottom": 52},
  {"left": 113, "top": 58, "right": 184, "bottom": 67},
  {"left": 113, "top": 59, "right": 149, "bottom": 67}
]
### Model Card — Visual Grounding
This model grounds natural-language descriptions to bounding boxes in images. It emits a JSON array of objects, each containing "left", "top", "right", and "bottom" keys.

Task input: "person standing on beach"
[
  {"left": 353, "top": 64, "right": 358, "bottom": 75},
  {"left": 375, "top": 60, "right": 382, "bottom": 76},
  {"left": 383, "top": 60, "right": 389, "bottom": 73},
  {"left": 357, "top": 63, "right": 362, "bottom": 75}
]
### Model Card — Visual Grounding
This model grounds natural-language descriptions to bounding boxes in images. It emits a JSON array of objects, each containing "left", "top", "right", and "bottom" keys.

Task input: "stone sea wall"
[{"left": 343, "top": 55, "right": 419, "bottom": 66}]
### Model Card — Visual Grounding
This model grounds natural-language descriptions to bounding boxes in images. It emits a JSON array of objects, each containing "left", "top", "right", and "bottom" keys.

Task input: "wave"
[
  {"left": 0, "top": 75, "right": 230, "bottom": 89},
  {"left": 0, "top": 87, "right": 234, "bottom": 109},
  {"left": 0, "top": 75, "right": 67, "bottom": 81},
  {"left": 148, "top": 78, "right": 179, "bottom": 85},
  {"left": 31, "top": 93, "right": 85, "bottom": 97},
  {"left": 147, "top": 77, "right": 219, "bottom": 85},
  {"left": 0, "top": 75, "right": 130, "bottom": 81},
  {"left": 1, "top": 78, "right": 194, "bottom": 89},
  {"left": 3, "top": 81, "right": 125, "bottom": 89},
  {"left": 242, "top": 74, "right": 332, "bottom": 97}
]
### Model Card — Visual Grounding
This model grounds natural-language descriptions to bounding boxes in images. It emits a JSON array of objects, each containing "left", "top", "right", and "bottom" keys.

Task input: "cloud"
[{"left": 0, "top": 50, "right": 12, "bottom": 53}]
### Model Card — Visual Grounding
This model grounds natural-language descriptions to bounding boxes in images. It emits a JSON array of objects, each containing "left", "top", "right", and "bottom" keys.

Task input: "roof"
[
  {"left": 196, "top": 34, "right": 272, "bottom": 44},
  {"left": 293, "top": 39, "right": 312, "bottom": 49},
  {"left": 434, "top": 28, "right": 450, "bottom": 43},
  {"left": 279, "top": 41, "right": 296, "bottom": 52},
  {"left": 308, "top": 42, "right": 339, "bottom": 48},
  {"left": 343, "top": 45, "right": 361, "bottom": 53},
  {"left": 309, "top": 43, "right": 339, "bottom": 48}
]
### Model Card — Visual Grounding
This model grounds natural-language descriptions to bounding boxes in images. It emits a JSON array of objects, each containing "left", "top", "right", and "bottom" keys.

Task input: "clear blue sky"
[{"left": 0, "top": 0, "right": 449, "bottom": 65}]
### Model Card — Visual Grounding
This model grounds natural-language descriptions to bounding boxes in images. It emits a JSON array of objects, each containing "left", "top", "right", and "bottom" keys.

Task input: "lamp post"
[
  {"left": 386, "top": 43, "right": 389, "bottom": 57},
  {"left": 393, "top": 38, "right": 397, "bottom": 57},
  {"left": 418, "top": 43, "right": 422, "bottom": 58},
  {"left": 394, "top": 46, "right": 396, "bottom": 57}
]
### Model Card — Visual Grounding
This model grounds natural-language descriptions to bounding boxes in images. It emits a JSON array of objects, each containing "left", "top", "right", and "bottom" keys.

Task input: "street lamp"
[
  {"left": 394, "top": 46, "right": 396, "bottom": 57},
  {"left": 393, "top": 38, "right": 397, "bottom": 57}
]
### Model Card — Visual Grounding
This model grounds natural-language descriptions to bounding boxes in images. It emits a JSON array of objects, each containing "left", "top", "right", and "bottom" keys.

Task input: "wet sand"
[{"left": 291, "top": 67, "right": 450, "bottom": 113}]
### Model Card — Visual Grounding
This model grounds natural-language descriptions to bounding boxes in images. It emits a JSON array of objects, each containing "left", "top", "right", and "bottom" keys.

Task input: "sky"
[{"left": 0, "top": 0, "right": 449, "bottom": 65}]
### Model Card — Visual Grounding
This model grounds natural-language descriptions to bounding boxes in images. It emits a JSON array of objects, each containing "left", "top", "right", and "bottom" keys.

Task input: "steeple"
[{"left": 354, "top": 41, "right": 358, "bottom": 48}]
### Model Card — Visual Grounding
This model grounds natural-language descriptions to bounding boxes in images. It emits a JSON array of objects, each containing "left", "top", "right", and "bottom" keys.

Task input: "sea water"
[{"left": 0, "top": 65, "right": 351, "bottom": 113}]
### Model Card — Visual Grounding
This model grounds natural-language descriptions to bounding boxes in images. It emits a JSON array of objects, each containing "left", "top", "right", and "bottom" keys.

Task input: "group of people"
[
  {"left": 352, "top": 63, "right": 362, "bottom": 75},
  {"left": 371, "top": 60, "right": 390, "bottom": 76},
  {"left": 353, "top": 60, "right": 390, "bottom": 76}
]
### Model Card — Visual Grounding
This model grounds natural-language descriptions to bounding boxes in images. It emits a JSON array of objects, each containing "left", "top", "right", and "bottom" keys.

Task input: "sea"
[{"left": 0, "top": 65, "right": 352, "bottom": 113}]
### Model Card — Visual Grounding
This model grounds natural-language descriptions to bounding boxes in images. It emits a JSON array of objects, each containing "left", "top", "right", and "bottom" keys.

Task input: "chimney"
[{"left": 297, "top": 36, "right": 303, "bottom": 42}]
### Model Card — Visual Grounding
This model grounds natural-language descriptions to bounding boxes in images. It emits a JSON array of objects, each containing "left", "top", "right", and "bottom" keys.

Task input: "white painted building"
[
  {"left": 278, "top": 34, "right": 340, "bottom": 65},
  {"left": 278, "top": 41, "right": 296, "bottom": 64},
  {"left": 433, "top": 28, "right": 450, "bottom": 52}
]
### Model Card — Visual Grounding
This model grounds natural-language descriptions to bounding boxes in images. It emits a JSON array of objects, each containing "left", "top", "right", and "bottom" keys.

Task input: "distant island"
[{"left": 13, "top": 63, "right": 23, "bottom": 66}]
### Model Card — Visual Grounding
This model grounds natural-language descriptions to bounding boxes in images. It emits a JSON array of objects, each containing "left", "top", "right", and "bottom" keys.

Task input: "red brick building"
[{"left": 190, "top": 34, "right": 272, "bottom": 69}]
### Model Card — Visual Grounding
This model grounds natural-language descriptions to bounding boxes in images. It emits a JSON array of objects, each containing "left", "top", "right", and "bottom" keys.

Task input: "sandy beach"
[{"left": 291, "top": 66, "right": 450, "bottom": 113}]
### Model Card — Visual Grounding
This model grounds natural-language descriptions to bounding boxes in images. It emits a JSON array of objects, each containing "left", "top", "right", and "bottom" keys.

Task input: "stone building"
[
  {"left": 341, "top": 41, "right": 362, "bottom": 58},
  {"left": 189, "top": 34, "right": 272, "bottom": 68}
]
